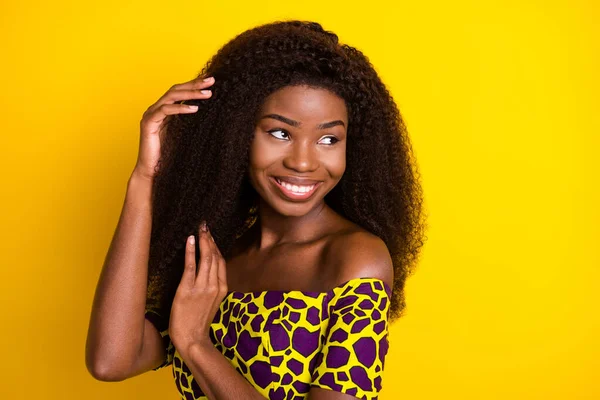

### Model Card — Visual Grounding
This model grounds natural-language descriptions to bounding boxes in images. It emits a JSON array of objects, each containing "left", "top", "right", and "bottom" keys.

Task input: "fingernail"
[
  {"left": 200, "top": 221, "right": 207, "bottom": 232},
  {"left": 203, "top": 76, "right": 213, "bottom": 82},
  {"left": 200, "top": 90, "right": 211, "bottom": 95},
  {"left": 189, "top": 235, "right": 195, "bottom": 244}
]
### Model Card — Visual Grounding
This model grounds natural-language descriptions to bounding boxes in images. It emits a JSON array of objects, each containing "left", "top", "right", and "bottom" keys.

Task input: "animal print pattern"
[{"left": 145, "top": 277, "right": 392, "bottom": 400}]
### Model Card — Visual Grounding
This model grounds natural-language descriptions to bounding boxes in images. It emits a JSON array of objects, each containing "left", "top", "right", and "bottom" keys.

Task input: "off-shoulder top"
[{"left": 144, "top": 277, "right": 392, "bottom": 400}]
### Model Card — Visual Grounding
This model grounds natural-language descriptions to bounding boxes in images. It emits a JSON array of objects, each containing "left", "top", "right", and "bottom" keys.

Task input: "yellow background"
[{"left": 1, "top": 0, "right": 598, "bottom": 399}]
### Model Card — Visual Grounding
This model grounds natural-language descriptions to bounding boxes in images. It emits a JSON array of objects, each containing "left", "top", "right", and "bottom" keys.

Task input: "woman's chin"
[{"left": 263, "top": 194, "right": 326, "bottom": 218}]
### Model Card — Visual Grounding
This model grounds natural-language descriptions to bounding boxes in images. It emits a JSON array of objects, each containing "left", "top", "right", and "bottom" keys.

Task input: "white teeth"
[{"left": 275, "top": 178, "right": 316, "bottom": 194}]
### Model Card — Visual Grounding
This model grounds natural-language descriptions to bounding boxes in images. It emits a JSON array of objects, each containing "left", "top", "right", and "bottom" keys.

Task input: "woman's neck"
[{"left": 251, "top": 198, "right": 333, "bottom": 250}]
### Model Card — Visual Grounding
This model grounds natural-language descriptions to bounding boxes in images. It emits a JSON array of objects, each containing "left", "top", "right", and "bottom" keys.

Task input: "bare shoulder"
[{"left": 323, "top": 228, "right": 394, "bottom": 290}]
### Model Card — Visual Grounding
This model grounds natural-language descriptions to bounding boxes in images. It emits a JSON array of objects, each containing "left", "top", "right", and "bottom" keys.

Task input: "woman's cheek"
[
  {"left": 249, "top": 132, "right": 280, "bottom": 167},
  {"left": 323, "top": 147, "right": 346, "bottom": 179}
]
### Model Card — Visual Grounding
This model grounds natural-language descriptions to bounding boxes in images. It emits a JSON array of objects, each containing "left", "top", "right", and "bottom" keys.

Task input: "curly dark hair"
[{"left": 146, "top": 20, "right": 427, "bottom": 324}]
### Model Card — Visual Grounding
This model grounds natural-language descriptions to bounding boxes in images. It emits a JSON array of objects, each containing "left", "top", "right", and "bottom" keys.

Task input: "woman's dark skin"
[
  {"left": 228, "top": 84, "right": 393, "bottom": 295},
  {"left": 173, "top": 84, "right": 394, "bottom": 400},
  {"left": 86, "top": 76, "right": 216, "bottom": 381},
  {"left": 86, "top": 77, "right": 393, "bottom": 399}
]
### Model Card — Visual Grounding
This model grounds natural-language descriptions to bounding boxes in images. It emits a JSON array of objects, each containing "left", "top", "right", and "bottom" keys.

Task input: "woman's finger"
[
  {"left": 144, "top": 103, "right": 202, "bottom": 125},
  {"left": 146, "top": 88, "right": 212, "bottom": 116},
  {"left": 213, "top": 237, "right": 228, "bottom": 292},
  {"left": 196, "top": 222, "right": 212, "bottom": 287},
  {"left": 181, "top": 235, "right": 197, "bottom": 288},
  {"left": 148, "top": 77, "right": 215, "bottom": 113},
  {"left": 162, "top": 88, "right": 214, "bottom": 105},
  {"left": 206, "top": 229, "right": 220, "bottom": 289},
  {"left": 171, "top": 75, "right": 214, "bottom": 92}
]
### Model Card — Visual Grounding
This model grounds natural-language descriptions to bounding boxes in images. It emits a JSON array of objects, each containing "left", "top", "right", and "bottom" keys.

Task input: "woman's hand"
[
  {"left": 169, "top": 221, "right": 229, "bottom": 355},
  {"left": 133, "top": 76, "right": 215, "bottom": 180}
]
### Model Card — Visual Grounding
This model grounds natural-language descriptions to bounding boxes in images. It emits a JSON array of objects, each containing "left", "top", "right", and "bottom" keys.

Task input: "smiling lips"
[{"left": 271, "top": 176, "right": 322, "bottom": 200}]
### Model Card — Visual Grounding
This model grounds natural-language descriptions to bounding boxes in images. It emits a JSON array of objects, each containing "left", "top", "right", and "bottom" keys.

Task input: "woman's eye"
[
  {"left": 268, "top": 129, "right": 289, "bottom": 140},
  {"left": 319, "top": 136, "right": 339, "bottom": 145}
]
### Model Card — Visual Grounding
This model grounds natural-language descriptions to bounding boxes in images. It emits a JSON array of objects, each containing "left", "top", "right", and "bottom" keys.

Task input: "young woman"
[{"left": 86, "top": 20, "right": 426, "bottom": 400}]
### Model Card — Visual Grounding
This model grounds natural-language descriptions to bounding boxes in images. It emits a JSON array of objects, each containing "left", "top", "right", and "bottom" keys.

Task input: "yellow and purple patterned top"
[{"left": 145, "top": 277, "right": 392, "bottom": 400}]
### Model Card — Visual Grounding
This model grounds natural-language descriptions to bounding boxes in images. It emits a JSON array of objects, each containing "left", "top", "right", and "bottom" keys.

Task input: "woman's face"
[{"left": 248, "top": 85, "right": 348, "bottom": 217}]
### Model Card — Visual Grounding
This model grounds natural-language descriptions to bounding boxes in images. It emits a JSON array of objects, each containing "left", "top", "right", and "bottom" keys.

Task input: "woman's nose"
[{"left": 282, "top": 143, "right": 319, "bottom": 172}]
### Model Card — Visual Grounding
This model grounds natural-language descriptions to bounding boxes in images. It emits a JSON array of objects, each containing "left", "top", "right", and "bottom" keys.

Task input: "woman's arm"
[
  {"left": 85, "top": 170, "right": 165, "bottom": 381},
  {"left": 180, "top": 343, "right": 267, "bottom": 400},
  {"left": 85, "top": 75, "right": 215, "bottom": 381}
]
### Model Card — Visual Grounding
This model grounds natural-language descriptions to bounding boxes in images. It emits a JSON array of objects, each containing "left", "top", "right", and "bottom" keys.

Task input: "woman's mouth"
[{"left": 270, "top": 177, "right": 321, "bottom": 201}]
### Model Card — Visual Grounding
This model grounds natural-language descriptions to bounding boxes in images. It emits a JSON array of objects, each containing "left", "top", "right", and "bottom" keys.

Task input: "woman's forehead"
[{"left": 259, "top": 85, "right": 348, "bottom": 122}]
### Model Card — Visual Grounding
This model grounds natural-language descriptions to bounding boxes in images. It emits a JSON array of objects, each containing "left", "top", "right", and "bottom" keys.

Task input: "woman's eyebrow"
[
  {"left": 317, "top": 120, "right": 345, "bottom": 129},
  {"left": 261, "top": 114, "right": 300, "bottom": 127},
  {"left": 260, "top": 114, "right": 346, "bottom": 129}
]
